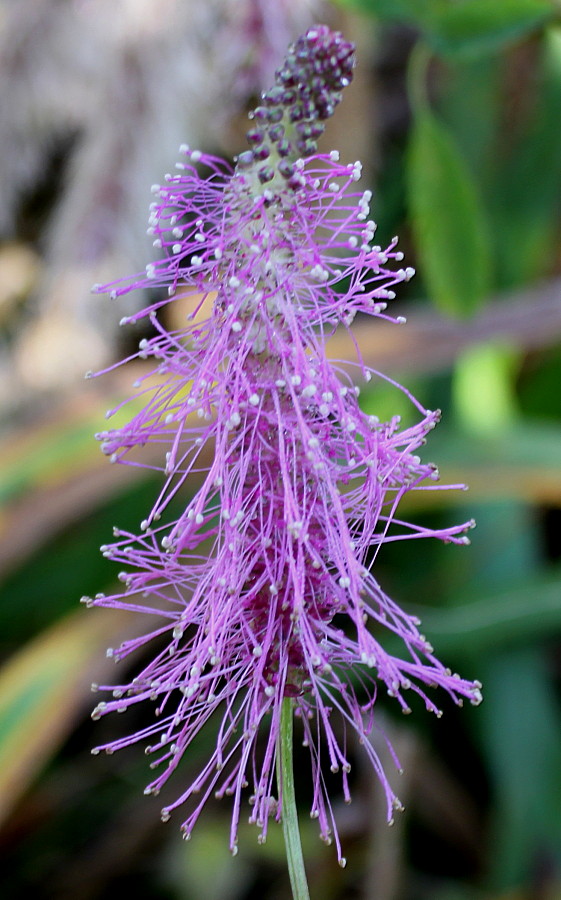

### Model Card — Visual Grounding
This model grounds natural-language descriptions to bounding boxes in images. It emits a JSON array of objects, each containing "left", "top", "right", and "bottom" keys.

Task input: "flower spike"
[{"left": 88, "top": 25, "right": 481, "bottom": 861}]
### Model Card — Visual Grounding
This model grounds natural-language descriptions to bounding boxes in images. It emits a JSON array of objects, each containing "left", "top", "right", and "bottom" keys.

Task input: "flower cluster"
[{"left": 85, "top": 25, "right": 482, "bottom": 862}]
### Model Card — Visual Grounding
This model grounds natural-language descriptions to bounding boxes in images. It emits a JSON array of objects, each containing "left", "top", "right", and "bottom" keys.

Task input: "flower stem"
[{"left": 278, "top": 697, "right": 311, "bottom": 900}]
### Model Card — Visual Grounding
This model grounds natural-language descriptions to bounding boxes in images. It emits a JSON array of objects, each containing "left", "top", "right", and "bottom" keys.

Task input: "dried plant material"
[{"left": 0, "top": 244, "right": 41, "bottom": 323}]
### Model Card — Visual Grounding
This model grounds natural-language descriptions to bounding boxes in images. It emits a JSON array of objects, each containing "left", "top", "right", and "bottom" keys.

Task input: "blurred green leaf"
[
  {"left": 413, "top": 569, "right": 561, "bottom": 654},
  {"left": 333, "top": 0, "right": 554, "bottom": 56},
  {"left": 0, "top": 608, "right": 131, "bottom": 826},
  {"left": 0, "top": 484, "right": 148, "bottom": 647},
  {"left": 407, "top": 111, "right": 492, "bottom": 317},
  {"left": 0, "top": 384, "right": 145, "bottom": 508},
  {"left": 490, "top": 27, "right": 561, "bottom": 286},
  {"left": 0, "top": 366, "right": 178, "bottom": 511},
  {"left": 359, "top": 377, "right": 419, "bottom": 426},
  {"left": 170, "top": 828, "right": 253, "bottom": 900},
  {"left": 519, "top": 345, "right": 561, "bottom": 420},
  {"left": 332, "top": 0, "right": 434, "bottom": 24},
  {"left": 437, "top": 55, "right": 501, "bottom": 182},
  {"left": 453, "top": 343, "right": 519, "bottom": 436},
  {"left": 0, "top": 412, "right": 100, "bottom": 507},
  {"left": 460, "top": 419, "right": 561, "bottom": 471},
  {"left": 426, "top": 421, "right": 561, "bottom": 506},
  {"left": 479, "top": 648, "right": 561, "bottom": 889},
  {"left": 427, "top": 0, "right": 555, "bottom": 59},
  {"left": 451, "top": 496, "right": 561, "bottom": 891},
  {"left": 0, "top": 373, "right": 201, "bottom": 584}
]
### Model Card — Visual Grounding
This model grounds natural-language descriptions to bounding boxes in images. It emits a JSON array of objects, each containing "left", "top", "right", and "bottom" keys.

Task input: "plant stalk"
[{"left": 278, "top": 696, "right": 311, "bottom": 900}]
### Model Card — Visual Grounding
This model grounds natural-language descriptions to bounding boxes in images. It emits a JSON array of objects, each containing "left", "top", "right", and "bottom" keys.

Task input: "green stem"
[{"left": 277, "top": 697, "right": 311, "bottom": 900}]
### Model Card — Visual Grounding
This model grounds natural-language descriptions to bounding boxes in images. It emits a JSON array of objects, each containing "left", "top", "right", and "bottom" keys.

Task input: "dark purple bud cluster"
[{"left": 238, "top": 25, "right": 355, "bottom": 184}]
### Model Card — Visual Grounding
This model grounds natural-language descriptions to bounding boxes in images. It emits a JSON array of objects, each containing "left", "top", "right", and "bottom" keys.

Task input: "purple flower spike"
[{"left": 86, "top": 25, "right": 482, "bottom": 861}]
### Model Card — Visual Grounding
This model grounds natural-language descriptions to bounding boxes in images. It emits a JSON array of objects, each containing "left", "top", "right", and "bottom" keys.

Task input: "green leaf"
[
  {"left": 490, "top": 28, "right": 561, "bottom": 286},
  {"left": 412, "top": 570, "right": 561, "bottom": 655},
  {"left": 407, "top": 111, "right": 492, "bottom": 317},
  {"left": 171, "top": 828, "right": 254, "bottom": 900},
  {"left": 436, "top": 54, "right": 502, "bottom": 183},
  {"left": 0, "top": 608, "right": 131, "bottom": 826},
  {"left": 0, "top": 412, "right": 101, "bottom": 507},
  {"left": 453, "top": 342, "right": 519, "bottom": 436},
  {"left": 0, "top": 389, "right": 150, "bottom": 508},
  {"left": 0, "top": 477, "right": 160, "bottom": 647},
  {"left": 427, "top": 0, "right": 555, "bottom": 60},
  {"left": 425, "top": 421, "right": 561, "bottom": 507},
  {"left": 331, "top": 0, "right": 435, "bottom": 24},
  {"left": 519, "top": 344, "right": 561, "bottom": 421},
  {"left": 332, "top": 0, "right": 554, "bottom": 54},
  {"left": 478, "top": 649, "right": 561, "bottom": 889}
]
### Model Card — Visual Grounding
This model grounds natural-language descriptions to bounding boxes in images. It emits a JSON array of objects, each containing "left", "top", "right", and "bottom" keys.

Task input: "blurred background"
[{"left": 1, "top": 1, "right": 561, "bottom": 898}]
